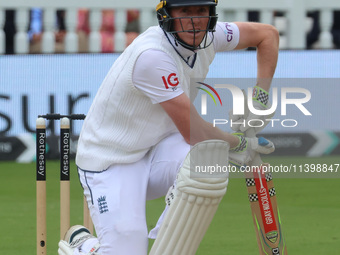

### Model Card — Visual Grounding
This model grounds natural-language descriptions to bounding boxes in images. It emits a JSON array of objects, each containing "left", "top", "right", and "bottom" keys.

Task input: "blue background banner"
[{"left": 1, "top": 50, "right": 339, "bottom": 136}]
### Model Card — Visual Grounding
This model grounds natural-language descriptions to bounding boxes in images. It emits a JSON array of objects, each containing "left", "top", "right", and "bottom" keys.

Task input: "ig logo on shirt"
[{"left": 162, "top": 73, "right": 179, "bottom": 91}]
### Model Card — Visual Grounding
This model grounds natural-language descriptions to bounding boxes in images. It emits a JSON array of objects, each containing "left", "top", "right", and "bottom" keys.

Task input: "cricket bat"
[{"left": 245, "top": 128, "right": 287, "bottom": 255}]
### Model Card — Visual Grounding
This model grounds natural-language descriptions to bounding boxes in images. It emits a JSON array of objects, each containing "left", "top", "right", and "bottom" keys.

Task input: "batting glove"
[
  {"left": 229, "top": 86, "right": 275, "bottom": 134},
  {"left": 229, "top": 133, "right": 275, "bottom": 168},
  {"left": 58, "top": 225, "right": 100, "bottom": 255}
]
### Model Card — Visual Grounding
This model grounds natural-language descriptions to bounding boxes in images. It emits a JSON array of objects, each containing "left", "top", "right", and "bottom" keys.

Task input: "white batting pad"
[{"left": 150, "top": 140, "right": 230, "bottom": 255}]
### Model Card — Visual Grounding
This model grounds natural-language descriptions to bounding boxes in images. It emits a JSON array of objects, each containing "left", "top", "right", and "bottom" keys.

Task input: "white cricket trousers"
[{"left": 78, "top": 133, "right": 190, "bottom": 255}]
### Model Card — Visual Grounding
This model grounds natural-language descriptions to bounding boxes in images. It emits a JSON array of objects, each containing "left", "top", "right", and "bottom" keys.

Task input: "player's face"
[{"left": 170, "top": 6, "right": 210, "bottom": 48}]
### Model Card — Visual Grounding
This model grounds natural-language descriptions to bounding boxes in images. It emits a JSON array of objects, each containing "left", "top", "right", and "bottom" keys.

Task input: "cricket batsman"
[{"left": 58, "top": 0, "right": 279, "bottom": 254}]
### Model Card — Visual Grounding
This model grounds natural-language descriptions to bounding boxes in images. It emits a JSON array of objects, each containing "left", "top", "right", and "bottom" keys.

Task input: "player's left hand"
[{"left": 229, "top": 86, "right": 275, "bottom": 134}]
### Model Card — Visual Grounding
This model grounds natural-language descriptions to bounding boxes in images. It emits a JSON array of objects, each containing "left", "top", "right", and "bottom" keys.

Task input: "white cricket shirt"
[{"left": 76, "top": 22, "right": 240, "bottom": 171}]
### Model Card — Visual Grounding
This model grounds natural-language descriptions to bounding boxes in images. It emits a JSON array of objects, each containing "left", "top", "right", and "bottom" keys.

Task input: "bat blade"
[{"left": 245, "top": 163, "right": 287, "bottom": 255}]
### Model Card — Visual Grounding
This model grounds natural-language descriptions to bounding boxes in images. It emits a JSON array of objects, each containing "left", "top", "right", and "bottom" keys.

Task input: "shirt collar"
[{"left": 165, "top": 32, "right": 197, "bottom": 61}]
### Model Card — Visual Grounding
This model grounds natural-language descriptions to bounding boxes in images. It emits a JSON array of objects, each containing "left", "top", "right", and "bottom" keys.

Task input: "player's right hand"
[
  {"left": 229, "top": 133, "right": 275, "bottom": 167},
  {"left": 229, "top": 86, "right": 275, "bottom": 134}
]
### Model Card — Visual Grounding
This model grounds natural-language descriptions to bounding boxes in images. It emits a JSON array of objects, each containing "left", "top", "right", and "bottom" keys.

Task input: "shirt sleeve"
[
  {"left": 213, "top": 22, "right": 240, "bottom": 52},
  {"left": 132, "top": 49, "right": 184, "bottom": 104}
]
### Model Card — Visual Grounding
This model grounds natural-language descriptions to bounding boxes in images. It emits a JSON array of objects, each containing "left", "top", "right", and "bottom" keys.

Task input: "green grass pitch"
[{"left": 1, "top": 155, "right": 339, "bottom": 254}]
